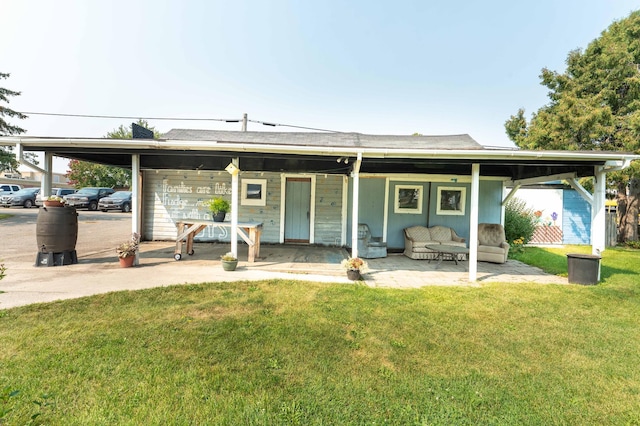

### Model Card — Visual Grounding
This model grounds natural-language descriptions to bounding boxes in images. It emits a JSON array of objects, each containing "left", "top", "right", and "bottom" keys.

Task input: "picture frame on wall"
[
  {"left": 436, "top": 186, "right": 466, "bottom": 215},
  {"left": 394, "top": 185, "right": 422, "bottom": 214}
]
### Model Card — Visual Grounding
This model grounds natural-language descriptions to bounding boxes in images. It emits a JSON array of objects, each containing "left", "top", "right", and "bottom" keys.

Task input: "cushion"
[
  {"left": 478, "top": 244, "right": 505, "bottom": 255},
  {"left": 429, "top": 226, "right": 453, "bottom": 242},
  {"left": 478, "top": 224, "right": 506, "bottom": 247}
]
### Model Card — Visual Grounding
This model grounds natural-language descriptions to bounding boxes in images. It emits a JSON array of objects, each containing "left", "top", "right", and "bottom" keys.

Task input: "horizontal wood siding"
[
  {"left": 562, "top": 189, "right": 591, "bottom": 244},
  {"left": 142, "top": 170, "right": 281, "bottom": 243},
  {"left": 313, "top": 175, "right": 343, "bottom": 246}
]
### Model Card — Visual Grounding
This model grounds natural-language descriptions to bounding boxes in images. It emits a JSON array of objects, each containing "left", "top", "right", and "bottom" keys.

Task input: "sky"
[{"left": 2, "top": 0, "right": 640, "bottom": 173}]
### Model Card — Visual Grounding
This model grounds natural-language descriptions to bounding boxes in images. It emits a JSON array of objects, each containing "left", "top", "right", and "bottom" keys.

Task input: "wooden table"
[
  {"left": 174, "top": 220, "right": 263, "bottom": 262},
  {"left": 425, "top": 244, "right": 469, "bottom": 269}
]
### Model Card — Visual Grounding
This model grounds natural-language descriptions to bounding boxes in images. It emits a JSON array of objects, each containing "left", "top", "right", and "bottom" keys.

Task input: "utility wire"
[
  {"left": 20, "top": 111, "right": 236, "bottom": 122},
  {"left": 20, "top": 111, "right": 342, "bottom": 133}
]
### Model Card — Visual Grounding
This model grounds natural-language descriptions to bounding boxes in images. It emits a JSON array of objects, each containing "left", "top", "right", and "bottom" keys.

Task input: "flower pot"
[
  {"left": 222, "top": 259, "right": 238, "bottom": 271},
  {"left": 346, "top": 269, "right": 361, "bottom": 281},
  {"left": 213, "top": 212, "right": 226, "bottom": 222},
  {"left": 119, "top": 256, "right": 135, "bottom": 268},
  {"left": 43, "top": 200, "right": 65, "bottom": 207}
]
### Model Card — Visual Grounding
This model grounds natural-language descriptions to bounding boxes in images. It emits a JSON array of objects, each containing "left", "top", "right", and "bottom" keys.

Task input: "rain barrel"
[{"left": 36, "top": 206, "right": 78, "bottom": 253}]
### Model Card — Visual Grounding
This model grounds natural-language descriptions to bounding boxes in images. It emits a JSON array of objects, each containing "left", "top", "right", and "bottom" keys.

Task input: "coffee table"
[{"left": 425, "top": 244, "right": 470, "bottom": 269}]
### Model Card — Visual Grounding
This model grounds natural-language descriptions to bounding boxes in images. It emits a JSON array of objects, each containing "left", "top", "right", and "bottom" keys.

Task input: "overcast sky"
[{"left": 3, "top": 0, "right": 639, "bottom": 173}]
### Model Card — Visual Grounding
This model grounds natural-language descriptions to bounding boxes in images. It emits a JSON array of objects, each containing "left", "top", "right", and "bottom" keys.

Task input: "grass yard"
[{"left": 1, "top": 246, "right": 639, "bottom": 425}]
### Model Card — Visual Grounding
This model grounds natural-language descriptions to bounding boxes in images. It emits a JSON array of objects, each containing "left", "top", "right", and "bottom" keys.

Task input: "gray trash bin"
[{"left": 566, "top": 253, "right": 601, "bottom": 285}]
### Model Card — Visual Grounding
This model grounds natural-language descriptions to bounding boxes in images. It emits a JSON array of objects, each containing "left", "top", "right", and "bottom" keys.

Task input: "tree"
[
  {"left": 505, "top": 10, "right": 640, "bottom": 242},
  {"left": 0, "top": 72, "right": 27, "bottom": 172},
  {"left": 67, "top": 120, "right": 160, "bottom": 188}
]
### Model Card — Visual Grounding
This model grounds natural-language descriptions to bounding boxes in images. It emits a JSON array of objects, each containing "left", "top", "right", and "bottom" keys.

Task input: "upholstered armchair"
[
  {"left": 357, "top": 223, "right": 387, "bottom": 258},
  {"left": 477, "top": 223, "right": 510, "bottom": 264}
]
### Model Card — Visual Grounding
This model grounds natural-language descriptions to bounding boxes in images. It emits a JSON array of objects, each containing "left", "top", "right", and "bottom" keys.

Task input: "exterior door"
[{"left": 285, "top": 178, "right": 311, "bottom": 243}]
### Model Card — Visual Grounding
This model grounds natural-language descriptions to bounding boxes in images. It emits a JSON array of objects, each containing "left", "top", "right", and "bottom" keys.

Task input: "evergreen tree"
[{"left": 0, "top": 73, "right": 27, "bottom": 172}]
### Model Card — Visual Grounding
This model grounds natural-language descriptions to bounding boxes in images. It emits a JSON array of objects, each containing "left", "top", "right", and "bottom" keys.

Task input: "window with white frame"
[
  {"left": 436, "top": 186, "right": 466, "bottom": 215},
  {"left": 241, "top": 179, "right": 267, "bottom": 206},
  {"left": 394, "top": 185, "right": 422, "bottom": 214}
]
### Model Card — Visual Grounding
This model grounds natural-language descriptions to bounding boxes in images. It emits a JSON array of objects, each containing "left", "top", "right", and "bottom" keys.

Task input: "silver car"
[{"left": 1, "top": 187, "right": 40, "bottom": 208}]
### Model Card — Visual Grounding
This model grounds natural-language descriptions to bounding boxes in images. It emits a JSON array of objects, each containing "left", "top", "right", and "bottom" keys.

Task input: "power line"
[
  {"left": 21, "top": 111, "right": 236, "bottom": 122},
  {"left": 20, "top": 111, "right": 342, "bottom": 133}
]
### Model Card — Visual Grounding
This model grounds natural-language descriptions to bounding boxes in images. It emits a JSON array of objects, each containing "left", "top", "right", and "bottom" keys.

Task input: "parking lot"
[{"left": 1, "top": 207, "right": 131, "bottom": 263}]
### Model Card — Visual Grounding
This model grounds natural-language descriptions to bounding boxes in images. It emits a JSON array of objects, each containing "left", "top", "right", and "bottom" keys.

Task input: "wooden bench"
[{"left": 174, "top": 220, "right": 263, "bottom": 262}]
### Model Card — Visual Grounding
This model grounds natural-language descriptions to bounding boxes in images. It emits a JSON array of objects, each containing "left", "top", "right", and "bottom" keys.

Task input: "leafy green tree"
[
  {"left": 505, "top": 10, "right": 640, "bottom": 242},
  {"left": 67, "top": 120, "right": 160, "bottom": 188},
  {"left": 0, "top": 73, "right": 27, "bottom": 172}
]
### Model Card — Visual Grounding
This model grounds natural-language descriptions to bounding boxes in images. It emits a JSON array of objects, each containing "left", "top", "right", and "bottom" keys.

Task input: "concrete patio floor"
[{"left": 0, "top": 241, "right": 567, "bottom": 309}]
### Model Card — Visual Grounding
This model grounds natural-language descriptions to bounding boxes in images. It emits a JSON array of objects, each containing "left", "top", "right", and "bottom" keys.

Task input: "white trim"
[
  {"left": 241, "top": 178, "right": 267, "bottom": 206},
  {"left": 385, "top": 174, "right": 506, "bottom": 183},
  {"left": 394, "top": 184, "right": 423, "bottom": 214},
  {"left": 280, "top": 173, "right": 316, "bottom": 244}
]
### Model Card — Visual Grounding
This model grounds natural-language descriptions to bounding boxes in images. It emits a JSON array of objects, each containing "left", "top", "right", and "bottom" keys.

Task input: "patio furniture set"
[{"left": 359, "top": 223, "right": 509, "bottom": 268}]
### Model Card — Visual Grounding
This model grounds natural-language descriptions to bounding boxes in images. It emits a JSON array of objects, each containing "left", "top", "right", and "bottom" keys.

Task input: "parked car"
[
  {"left": 35, "top": 188, "right": 77, "bottom": 207},
  {"left": 1, "top": 187, "right": 40, "bottom": 208},
  {"left": 98, "top": 191, "right": 132, "bottom": 213},
  {"left": 0, "top": 184, "right": 21, "bottom": 197},
  {"left": 65, "top": 187, "right": 115, "bottom": 211}
]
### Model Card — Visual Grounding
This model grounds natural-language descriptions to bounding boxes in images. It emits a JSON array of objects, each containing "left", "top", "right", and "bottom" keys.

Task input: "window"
[
  {"left": 436, "top": 186, "right": 466, "bottom": 215},
  {"left": 394, "top": 185, "right": 422, "bottom": 214},
  {"left": 241, "top": 179, "right": 267, "bottom": 206}
]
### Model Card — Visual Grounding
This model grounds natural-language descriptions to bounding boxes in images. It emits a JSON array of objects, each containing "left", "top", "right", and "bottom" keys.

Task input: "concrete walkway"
[{"left": 0, "top": 242, "right": 567, "bottom": 309}]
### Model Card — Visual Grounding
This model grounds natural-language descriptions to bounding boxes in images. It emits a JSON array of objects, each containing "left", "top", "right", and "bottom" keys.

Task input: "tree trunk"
[{"left": 617, "top": 179, "right": 639, "bottom": 243}]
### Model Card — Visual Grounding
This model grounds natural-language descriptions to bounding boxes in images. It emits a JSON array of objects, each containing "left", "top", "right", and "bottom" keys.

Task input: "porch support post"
[
  {"left": 468, "top": 163, "right": 480, "bottom": 282},
  {"left": 350, "top": 153, "right": 362, "bottom": 258},
  {"left": 41, "top": 152, "right": 53, "bottom": 198},
  {"left": 230, "top": 158, "right": 240, "bottom": 258},
  {"left": 591, "top": 166, "right": 606, "bottom": 255},
  {"left": 131, "top": 154, "right": 141, "bottom": 265}
]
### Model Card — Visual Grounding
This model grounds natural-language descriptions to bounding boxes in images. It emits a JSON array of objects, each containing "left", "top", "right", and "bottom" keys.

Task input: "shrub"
[{"left": 504, "top": 197, "right": 537, "bottom": 244}]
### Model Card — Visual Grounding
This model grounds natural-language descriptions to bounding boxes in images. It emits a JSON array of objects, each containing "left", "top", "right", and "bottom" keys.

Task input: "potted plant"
[
  {"left": 43, "top": 195, "right": 66, "bottom": 207},
  {"left": 221, "top": 251, "right": 238, "bottom": 271},
  {"left": 207, "top": 197, "right": 230, "bottom": 222},
  {"left": 341, "top": 257, "right": 368, "bottom": 280},
  {"left": 116, "top": 232, "right": 140, "bottom": 267}
]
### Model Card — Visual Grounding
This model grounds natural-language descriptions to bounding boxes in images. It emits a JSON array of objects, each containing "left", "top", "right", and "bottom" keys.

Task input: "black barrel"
[{"left": 36, "top": 206, "right": 78, "bottom": 253}]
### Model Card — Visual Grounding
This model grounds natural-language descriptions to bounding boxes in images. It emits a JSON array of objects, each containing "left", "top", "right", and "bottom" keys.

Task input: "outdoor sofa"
[{"left": 403, "top": 225, "right": 467, "bottom": 260}]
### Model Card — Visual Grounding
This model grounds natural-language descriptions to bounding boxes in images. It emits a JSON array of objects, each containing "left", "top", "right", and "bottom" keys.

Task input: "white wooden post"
[
  {"left": 468, "top": 163, "right": 480, "bottom": 282},
  {"left": 591, "top": 166, "right": 606, "bottom": 256},
  {"left": 350, "top": 153, "right": 362, "bottom": 258},
  {"left": 230, "top": 158, "right": 240, "bottom": 258},
  {"left": 131, "top": 154, "right": 141, "bottom": 265}
]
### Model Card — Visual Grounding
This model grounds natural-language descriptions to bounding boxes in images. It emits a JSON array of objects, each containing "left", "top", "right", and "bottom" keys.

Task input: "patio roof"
[{"left": 2, "top": 129, "right": 638, "bottom": 182}]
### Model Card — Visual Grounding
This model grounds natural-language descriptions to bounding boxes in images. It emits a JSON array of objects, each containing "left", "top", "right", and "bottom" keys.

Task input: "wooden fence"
[{"left": 605, "top": 213, "right": 617, "bottom": 247}]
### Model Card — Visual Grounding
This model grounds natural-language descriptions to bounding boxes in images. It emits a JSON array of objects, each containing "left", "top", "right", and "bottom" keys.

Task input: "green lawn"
[{"left": 1, "top": 246, "right": 639, "bottom": 425}]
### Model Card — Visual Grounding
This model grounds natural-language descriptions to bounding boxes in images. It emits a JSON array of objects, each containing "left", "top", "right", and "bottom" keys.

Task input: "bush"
[{"left": 505, "top": 197, "right": 537, "bottom": 244}]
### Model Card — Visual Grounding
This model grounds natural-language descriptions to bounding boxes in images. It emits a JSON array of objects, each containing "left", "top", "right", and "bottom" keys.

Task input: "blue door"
[{"left": 285, "top": 178, "right": 311, "bottom": 243}]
